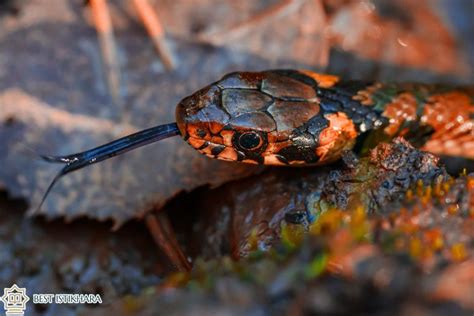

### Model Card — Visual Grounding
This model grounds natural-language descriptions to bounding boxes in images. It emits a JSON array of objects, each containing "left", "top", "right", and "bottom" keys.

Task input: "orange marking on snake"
[
  {"left": 421, "top": 91, "right": 474, "bottom": 159},
  {"left": 218, "top": 147, "right": 238, "bottom": 161},
  {"left": 188, "top": 137, "right": 206, "bottom": 149},
  {"left": 299, "top": 70, "right": 340, "bottom": 88},
  {"left": 352, "top": 83, "right": 383, "bottom": 106},
  {"left": 382, "top": 92, "right": 418, "bottom": 136},
  {"left": 316, "top": 112, "right": 358, "bottom": 164}
]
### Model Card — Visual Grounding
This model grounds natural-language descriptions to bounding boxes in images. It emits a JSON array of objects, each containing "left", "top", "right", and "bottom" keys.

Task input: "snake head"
[{"left": 176, "top": 70, "right": 359, "bottom": 165}]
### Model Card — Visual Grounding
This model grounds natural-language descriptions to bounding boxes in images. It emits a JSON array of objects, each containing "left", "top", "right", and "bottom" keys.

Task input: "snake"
[{"left": 38, "top": 69, "right": 474, "bottom": 208}]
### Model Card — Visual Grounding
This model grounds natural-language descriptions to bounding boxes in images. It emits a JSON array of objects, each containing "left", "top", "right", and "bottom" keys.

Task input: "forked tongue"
[{"left": 36, "top": 122, "right": 180, "bottom": 212}]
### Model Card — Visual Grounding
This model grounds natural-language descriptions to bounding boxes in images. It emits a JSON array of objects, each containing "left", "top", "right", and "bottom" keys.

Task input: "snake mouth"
[
  {"left": 186, "top": 135, "right": 241, "bottom": 162},
  {"left": 186, "top": 135, "right": 295, "bottom": 166}
]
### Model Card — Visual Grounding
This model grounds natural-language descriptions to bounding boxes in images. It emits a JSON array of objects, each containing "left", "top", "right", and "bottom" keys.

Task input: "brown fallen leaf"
[{"left": 0, "top": 1, "right": 271, "bottom": 226}]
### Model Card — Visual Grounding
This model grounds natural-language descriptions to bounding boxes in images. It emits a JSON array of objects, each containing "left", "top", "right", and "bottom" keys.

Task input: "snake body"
[{"left": 176, "top": 70, "right": 474, "bottom": 165}]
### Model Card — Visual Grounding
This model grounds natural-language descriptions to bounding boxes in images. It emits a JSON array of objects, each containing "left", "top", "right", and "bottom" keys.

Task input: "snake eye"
[{"left": 238, "top": 131, "right": 263, "bottom": 150}]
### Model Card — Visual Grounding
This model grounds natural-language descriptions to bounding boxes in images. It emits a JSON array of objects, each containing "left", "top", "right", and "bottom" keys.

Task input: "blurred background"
[{"left": 0, "top": 1, "right": 473, "bottom": 315}]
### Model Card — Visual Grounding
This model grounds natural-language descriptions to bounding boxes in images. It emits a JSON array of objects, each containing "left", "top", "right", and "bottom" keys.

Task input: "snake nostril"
[{"left": 196, "top": 128, "right": 207, "bottom": 138}]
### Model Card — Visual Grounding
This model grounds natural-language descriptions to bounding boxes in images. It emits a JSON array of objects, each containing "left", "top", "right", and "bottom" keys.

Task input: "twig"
[
  {"left": 89, "top": 0, "right": 122, "bottom": 105},
  {"left": 132, "top": 0, "right": 175, "bottom": 70},
  {"left": 146, "top": 213, "right": 191, "bottom": 271}
]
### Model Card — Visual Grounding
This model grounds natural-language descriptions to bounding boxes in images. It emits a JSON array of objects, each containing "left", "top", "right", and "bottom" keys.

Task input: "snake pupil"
[{"left": 238, "top": 132, "right": 262, "bottom": 150}]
